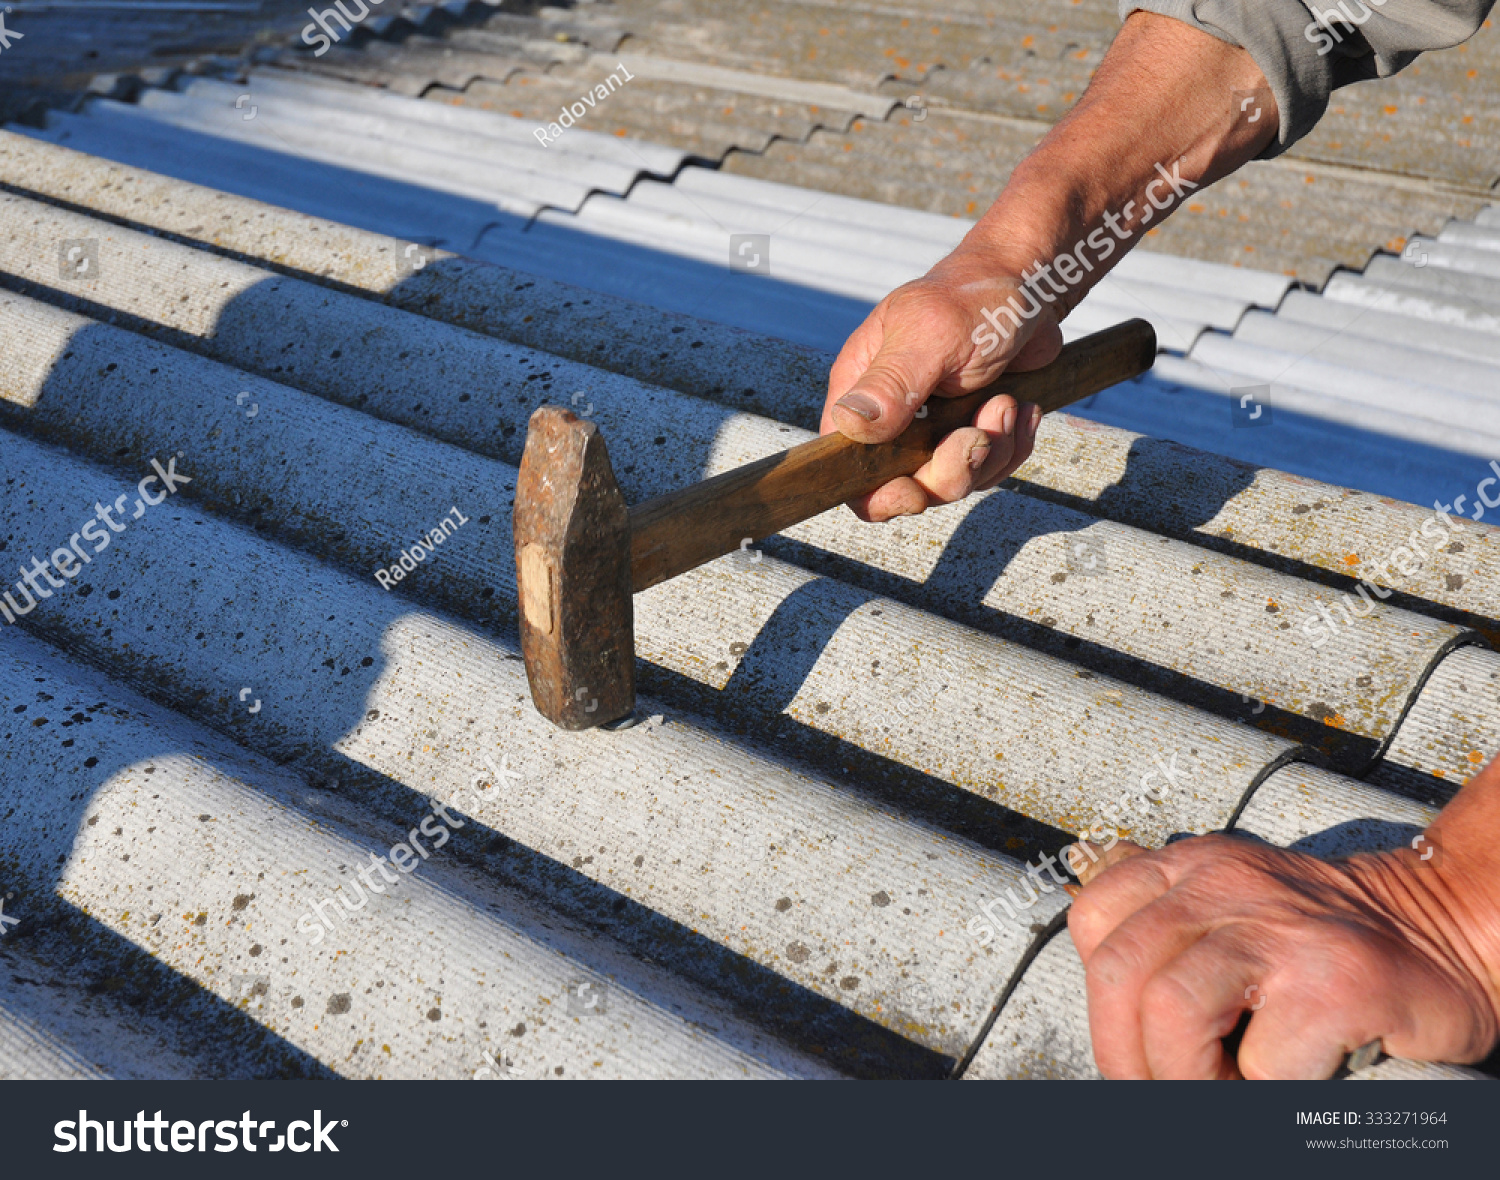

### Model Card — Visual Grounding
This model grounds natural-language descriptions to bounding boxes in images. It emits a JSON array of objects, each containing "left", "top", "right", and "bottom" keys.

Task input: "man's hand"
[
  {"left": 1068, "top": 832, "right": 1500, "bottom": 1079},
  {"left": 819, "top": 11, "right": 1278, "bottom": 522},
  {"left": 819, "top": 263, "right": 1060, "bottom": 522}
]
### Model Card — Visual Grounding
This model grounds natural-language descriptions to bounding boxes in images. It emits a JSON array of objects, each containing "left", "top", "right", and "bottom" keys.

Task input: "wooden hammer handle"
[{"left": 628, "top": 318, "right": 1156, "bottom": 592}]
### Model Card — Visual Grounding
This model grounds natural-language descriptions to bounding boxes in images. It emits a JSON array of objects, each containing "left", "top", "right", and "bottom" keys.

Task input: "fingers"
[
  {"left": 857, "top": 476, "right": 934, "bottom": 523},
  {"left": 1078, "top": 886, "right": 1215, "bottom": 1078},
  {"left": 1137, "top": 928, "right": 1266, "bottom": 1079},
  {"left": 972, "top": 398, "right": 1041, "bottom": 491},
  {"left": 847, "top": 397, "right": 1042, "bottom": 522},
  {"left": 1070, "top": 838, "right": 1149, "bottom": 889},
  {"left": 1234, "top": 924, "right": 1496, "bottom": 1079},
  {"left": 908, "top": 424, "right": 1008, "bottom": 504}
]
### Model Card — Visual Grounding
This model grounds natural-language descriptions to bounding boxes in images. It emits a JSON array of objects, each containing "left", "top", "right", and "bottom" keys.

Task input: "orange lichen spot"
[
  {"left": 1469, "top": 750, "right": 1485, "bottom": 764},
  {"left": 614, "top": 128, "right": 627, "bottom": 137},
  {"left": 1459, "top": 139, "right": 1473, "bottom": 148},
  {"left": 1063, "top": 92, "right": 1076, "bottom": 102},
  {"left": 1304, "top": 175, "right": 1316, "bottom": 183},
  {"left": 1022, "top": 34, "right": 1034, "bottom": 47},
  {"left": 1074, "top": 49, "right": 1088, "bottom": 60},
  {"left": 895, "top": 56, "right": 910, "bottom": 69},
  {"left": 1434, "top": 768, "right": 1447, "bottom": 779},
  {"left": 1468, "top": 69, "right": 1479, "bottom": 78},
  {"left": 1383, "top": 104, "right": 1398, "bottom": 115},
  {"left": 900, "top": 17, "right": 910, "bottom": 27},
  {"left": 818, "top": 27, "right": 829, "bottom": 35},
  {"left": 1188, "top": 202, "right": 1205, "bottom": 213},
  {"left": 965, "top": 200, "right": 977, "bottom": 214},
  {"left": 930, "top": 25, "right": 940, "bottom": 34},
  {"left": 1017, "top": 82, "right": 1030, "bottom": 92},
  {"left": 843, "top": 143, "right": 853, "bottom": 151},
  {"left": 1462, "top": 115, "right": 1474, "bottom": 124},
  {"left": 1036, "top": 103, "right": 1050, "bottom": 113},
  {"left": 884, "top": 47, "right": 895, "bottom": 56},
  {"left": 1321, "top": 713, "right": 1348, "bottom": 729}
]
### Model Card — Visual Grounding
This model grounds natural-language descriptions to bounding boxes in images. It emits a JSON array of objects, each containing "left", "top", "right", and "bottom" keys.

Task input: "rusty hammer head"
[{"left": 513, "top": 406, "right": 636, "bottom": 730}]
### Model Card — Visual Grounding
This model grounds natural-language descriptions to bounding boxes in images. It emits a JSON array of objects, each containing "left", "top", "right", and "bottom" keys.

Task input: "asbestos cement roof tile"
[{"left": 1, "top": 59, "right": 1495, "bottom": 1080}]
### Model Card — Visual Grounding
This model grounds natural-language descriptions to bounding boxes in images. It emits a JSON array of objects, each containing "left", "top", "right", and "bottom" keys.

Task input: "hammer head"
[{"left": 514, "top": 406, "right": 635, "bottom": 730}]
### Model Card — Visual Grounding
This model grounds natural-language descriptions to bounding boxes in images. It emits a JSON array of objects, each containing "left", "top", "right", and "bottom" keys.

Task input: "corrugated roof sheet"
[
  {"left": 2, "top": 16, "right": 1497, "bottom": 1081},
  {"left": 302, "top": 0, "right": 1500, "bottom": 283}
]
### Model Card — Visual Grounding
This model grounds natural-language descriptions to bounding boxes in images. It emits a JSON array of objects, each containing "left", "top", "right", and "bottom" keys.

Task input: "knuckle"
[
  {"left": 1084, "top": 938, "right": 1143, "bottom": 991},
  {"left": 1140, "top": 970, "right": 1207, "bottom": 1027}
]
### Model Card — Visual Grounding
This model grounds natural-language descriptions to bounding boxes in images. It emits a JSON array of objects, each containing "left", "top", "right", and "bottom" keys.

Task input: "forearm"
[{"left": 936, "top": 12, "right": 1278, "bottom": 310}]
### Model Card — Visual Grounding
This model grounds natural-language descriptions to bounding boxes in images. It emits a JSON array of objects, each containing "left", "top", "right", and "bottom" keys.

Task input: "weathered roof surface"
[
  {"left": 314, "top": 0, "right": 1500, "bottom": 284},
  {"left": 2, "top": 15, "right": 1498, "bottom": 1081},
  {"left": 0, "top": 0, "right": 512, "bottom": 121}
]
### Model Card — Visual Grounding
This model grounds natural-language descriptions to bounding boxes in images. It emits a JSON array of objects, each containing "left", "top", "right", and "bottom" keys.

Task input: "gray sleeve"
[{"left": 1119, "top": 0, "right": 1496, "bottom": 157}]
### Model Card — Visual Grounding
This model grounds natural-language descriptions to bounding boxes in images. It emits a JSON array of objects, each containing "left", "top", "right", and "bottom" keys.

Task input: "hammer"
[{"left": 514, "top": 318, "right": 1155, "bottom": 730}]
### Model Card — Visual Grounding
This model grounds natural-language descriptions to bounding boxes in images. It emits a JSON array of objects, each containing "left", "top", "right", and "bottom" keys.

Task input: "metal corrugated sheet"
[{"left": 2, "top": 51, "right": 1496, "bottom": 1080}]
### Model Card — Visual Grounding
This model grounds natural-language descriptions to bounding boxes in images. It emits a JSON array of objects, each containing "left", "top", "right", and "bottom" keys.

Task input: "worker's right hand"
[{"left": 819, "top": 257, "right": 1065, "bottom": 522}]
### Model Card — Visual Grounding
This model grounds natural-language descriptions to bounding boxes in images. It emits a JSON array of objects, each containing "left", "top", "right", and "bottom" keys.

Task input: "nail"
[
  {"left": 1023, "top": 404, "right": 1042, "bottom": 441},
  {"left": 1000, "top": 404, "right": 1017, "bottom": 436},
  {"left": 967, "top": 444, "right": 991, "bottom": 470},
  {"left": 834, "top": 392, "right": 882, "bottom": 423}
]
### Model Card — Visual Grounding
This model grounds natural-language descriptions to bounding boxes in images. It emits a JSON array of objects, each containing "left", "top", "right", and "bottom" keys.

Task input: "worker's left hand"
[{"left": 1067, "top": 833, "right": 1500, "bottom": 1078}]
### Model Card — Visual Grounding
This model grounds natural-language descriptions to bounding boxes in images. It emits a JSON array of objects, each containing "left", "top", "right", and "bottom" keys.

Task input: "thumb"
[{"left": 828, "top": 333, "right": 954, "bottom": 444}]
